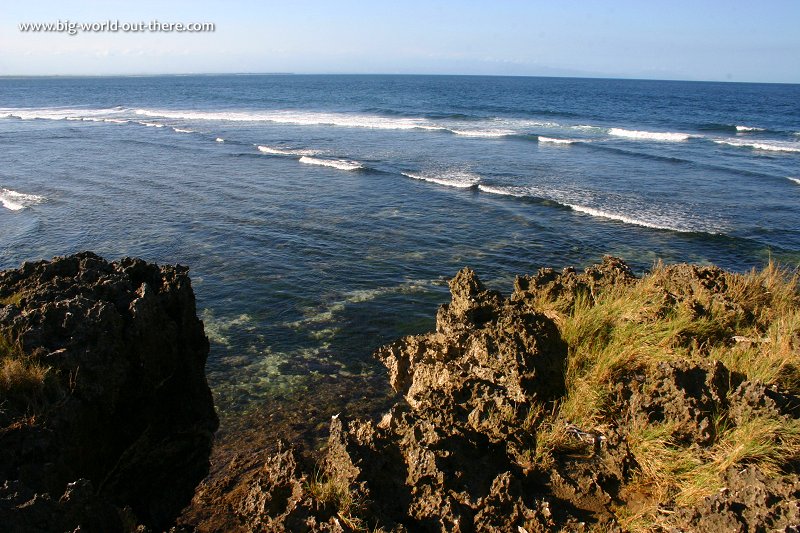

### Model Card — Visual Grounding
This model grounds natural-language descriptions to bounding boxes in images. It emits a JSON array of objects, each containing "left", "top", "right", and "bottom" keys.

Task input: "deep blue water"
[{"left": 1, "top": 75, "right": 799, "bottom": 413}]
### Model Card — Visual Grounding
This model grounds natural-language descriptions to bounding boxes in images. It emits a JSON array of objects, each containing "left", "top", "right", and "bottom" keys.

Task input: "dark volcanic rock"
[
  {"left": 672, "top": 466, "right": 800, "bottom": 532},
  {"left": 0, "top": 252, "right": 218, "bottom": 531}
]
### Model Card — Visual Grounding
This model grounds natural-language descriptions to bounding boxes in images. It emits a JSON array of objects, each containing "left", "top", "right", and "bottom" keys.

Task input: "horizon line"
[{"left": 0, "top": 72, "right": 798, "bottom": 85}]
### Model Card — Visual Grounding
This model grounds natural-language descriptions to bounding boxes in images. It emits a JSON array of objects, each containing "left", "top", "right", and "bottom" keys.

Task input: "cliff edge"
[
  {"left": 0, "top": 252, "right": 218, "bottom": 531},
  {"left": 188, "top": 257, "right": 799, "bottom": 532}
]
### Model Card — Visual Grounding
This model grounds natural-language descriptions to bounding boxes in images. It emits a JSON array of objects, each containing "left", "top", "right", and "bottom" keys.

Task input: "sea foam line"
[
  {"left": 609, "top": 128, "right": 691, "bottom": 142},
  {"left": 714, "top": 139, "right": 800, "bottom": 153},
  {"left": 538, "top": 136, "right": 575, "bottom": 145},
  {"left": 477, "top": 184, "right": 528, "bottom": 197},
  {"left": 736, "top": 125, "right": 765, "bottom": 132},
  {"left": 477, "top": 184, "right": 696, "bottom": 233},
  {"left": 0, "top": 188, "right": 45, "bottom": 211},
  {"left": 788, "top": 177, "right": 800, "bottom": 185},
  {"left": 565, "top": 204, "right": 690, "bottom": 232},
  {"left": 257, "top": 145, "right": 320, "bottom": 156},
  {"left": 401, "top": 170, "right": 481, "bottom": 189},
  {"left": 450, "top": 128, "right": 515, "bottom": 138},
  {"left": 134, "top": 108, "right": 438, "bottom": 131},
  {"left": 0, "top": 106, "right": 123, "bottom": 121},
  {"left": 299, "top": 156, "right": 363, "bottom": 171}
]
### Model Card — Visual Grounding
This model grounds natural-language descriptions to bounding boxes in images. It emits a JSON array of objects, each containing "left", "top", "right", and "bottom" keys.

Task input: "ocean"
[{"left": 1, "top": 74, "right": 799, "bottom": 418}]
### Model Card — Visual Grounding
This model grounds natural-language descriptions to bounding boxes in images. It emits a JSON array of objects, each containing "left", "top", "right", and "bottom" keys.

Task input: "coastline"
[{"left": 6, "top": 252, "right": 797, "bottom": 530}]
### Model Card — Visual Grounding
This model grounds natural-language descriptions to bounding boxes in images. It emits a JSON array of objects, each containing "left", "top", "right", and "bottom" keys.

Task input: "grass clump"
[
  {"left": 522, "top": 260, "right": 800, "bottom": 530},
  {"left": 0, "top": 292, "right": 23, "bottom": 306},
  {"left": 306, "top": 469, "right": 371, "bottom": 531},
  {"left": 0, "top": 334, "right": 56, "bottom": 416}
]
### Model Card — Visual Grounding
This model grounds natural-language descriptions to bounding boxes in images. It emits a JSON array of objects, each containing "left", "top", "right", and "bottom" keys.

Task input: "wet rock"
[{"left": 0, "top": 252, "right": 218, "bottom": 531}]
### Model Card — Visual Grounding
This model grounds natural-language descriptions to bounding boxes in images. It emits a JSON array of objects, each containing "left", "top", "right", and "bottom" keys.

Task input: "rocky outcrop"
[
  {"left": 0, "top": 252, "right": 218, "bottom": 531},
  {"left": 188, "top": 256, "right": 800, "bottom": 532}
]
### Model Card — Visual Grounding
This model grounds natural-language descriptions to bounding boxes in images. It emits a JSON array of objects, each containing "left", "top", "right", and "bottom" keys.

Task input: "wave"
[
  {"left": 215, "top": 137, "right": 225, "bottom": 143},
  {"left": 476, "top": 184, "right": 531, "bottom": 198},
  {"left": 608, "top": 128, "right": 691, "bottom": 142},
  {"left": 788, "top": 177, "right": 800, "bottom": 185},
  {"left": 450, "top": 128, "right": 515, "bottom": 138},
  {"left": 0, "top": 106, "right": 123, "bottom": 121},
  {"left": 565, "top": 204, "right": 691, "bottom": 232},
  {"left": 134, "top": 108, "right": 440, "bottom": 131},
  {"left": 735, "top": 125, "right": 765, "bottom": 132},
  {"left": 538, "top": 136, "right": 575, "bottom": 145},
  {"left": 137, "top": 121, "right": 164, "bottom": 128},
  {"left": 401, "top": 170, "right": 481, "bottom": 189},
  {"left": 0, "top": 188, "right": 45, "bottom": 211},
  {"left": 714, "top": 139, "right": 800, "bottom": 153},
  {"left": 173, "top": 127, "right": 194, "bottom": 133},
  {"left": 299, "top": 156, "right": 363, "bottom": 171},
  {"left": 478, "top": 184, "right": 701, "bottom": 233},
  {"left": 257, "top": 145, "right": 319, "bottom": 156}
]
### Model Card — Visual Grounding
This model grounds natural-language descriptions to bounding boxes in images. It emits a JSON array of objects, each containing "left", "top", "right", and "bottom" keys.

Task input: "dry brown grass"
[
  {"left": 306, "top": 469, "right": 371, "bottom": 531},
  {"left": 522, "top": 260, "right": 800, "bottom": 531},
  {"left": 0, "top": 334, "right": 55, "bottom": 414}
]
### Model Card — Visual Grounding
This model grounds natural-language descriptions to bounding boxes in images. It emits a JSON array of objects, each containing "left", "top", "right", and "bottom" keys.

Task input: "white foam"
[
  {"left": 215, "top": 137, "right": 225, "bottom": 143},
  {"left": 173, "top": 127, "right": 194, "bottom": 133},
  {"left": 477, "top": 184, "right": 529, "bottom": 197},
  {"left": 538, "top": 136, "right": 575, "bottom": 145},
  {"left": 0, "top": 106, "right": 123, "bottom": 121},
  {"left": 257, "top": 145, "right": 319, "bottom": 156},
  {"left": 401, "top": 170, "right": 480, "bottom": 189},
  {"left": 299, "top": 156, "right": 363, "bottom": 171},
  {"left": 735, "top": 125, "right": 765, "bottom": 132},
  {"left": 0, "top": 188, "right": 45, "bottom": 211},
  {"left": 609, "top": 128, "right": 691, "bottom": 142},
  {"left": 788, "top": 177, "right": 800, "bottom": 185},
  {"left": 714, "top": 139, "right": 800, "bottom": 153},
  {"left": 134, "top": 108, "right": 438, "bottom": 131},
  {"left": 450, "top": 128, "right": 514, "bottom": 138},
  {"left": 567, "top": 204, "right": 689, "bottom": 232},
  {"left": 138, "top": 121, "right": 164, "bottom": 128}
]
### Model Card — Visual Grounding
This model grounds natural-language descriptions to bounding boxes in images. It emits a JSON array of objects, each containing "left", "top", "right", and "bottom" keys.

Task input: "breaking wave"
[
  {"left": 299, "top": 156, "right": 363, "bottom": 171},
  {"left": 538, "top": 136, "right": 575, "bottom": 145},
  {"left": 257, "top": 145, "right": 320, "bottom": 156},
  {"left": 609, "top": 128, "right": 691, "bottom": 142},
  {"left": 714, "top": 139, "right": 800, "bottom": 153},
  {"left": 0, "top": 188, "right": 45, "bottom": 211},
  {"left": 401, "top": 170, "right": 481, "bottom": 189}
]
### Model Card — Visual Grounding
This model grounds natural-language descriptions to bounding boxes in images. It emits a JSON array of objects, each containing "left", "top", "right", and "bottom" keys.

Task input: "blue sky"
[{"left": 1, "top": 1, "right": 798, "bottom": 82}]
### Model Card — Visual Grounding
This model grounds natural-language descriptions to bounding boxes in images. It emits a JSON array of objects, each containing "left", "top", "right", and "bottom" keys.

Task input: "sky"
[{"left": 1, "top": 1, "right": 798, "bottom": 83}]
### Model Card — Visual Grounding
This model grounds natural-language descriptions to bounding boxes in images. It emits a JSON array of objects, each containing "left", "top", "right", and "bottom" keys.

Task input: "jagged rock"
[
  {"left": 0, "top": 252, "right": 218, "bottom": 531},
  {"left": 177, "top": 256, "right": 799, "bottom": 532},
  {"left": 512, "top": 255, "right": 636, "bottom": 310},
  {"left": 627, "top": 360, "right": 731, "bottom": 445},
  {"left": 671, "top": 466, "right": 800, "bottom": 532}
]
